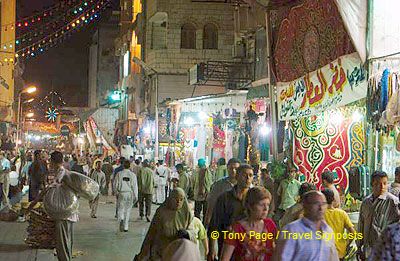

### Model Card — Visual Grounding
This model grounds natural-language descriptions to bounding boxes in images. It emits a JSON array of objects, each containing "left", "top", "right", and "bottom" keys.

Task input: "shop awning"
[{"left": 172, "top": 90, "right": 248, "bottom": 114}]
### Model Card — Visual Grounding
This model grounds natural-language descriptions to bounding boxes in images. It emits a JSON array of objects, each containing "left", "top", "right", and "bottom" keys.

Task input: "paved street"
[{"left": 0, "top": 196, "right": 151, "bottom": 261}]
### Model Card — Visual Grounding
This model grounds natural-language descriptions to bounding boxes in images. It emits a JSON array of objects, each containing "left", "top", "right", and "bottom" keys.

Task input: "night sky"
[{"left": 17, "top": 0, "right": 118, "bottom": 115}]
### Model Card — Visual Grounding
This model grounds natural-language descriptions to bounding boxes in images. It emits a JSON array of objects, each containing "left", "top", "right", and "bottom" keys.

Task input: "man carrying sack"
[{"left": 49, "top": 151, "right": 79, "bottom": 261}]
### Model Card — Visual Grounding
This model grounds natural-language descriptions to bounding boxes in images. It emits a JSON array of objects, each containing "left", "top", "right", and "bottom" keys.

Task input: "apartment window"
[
  {"left": 181, "top": 23, "right": 196, "bottom": 49},
  {"left": 203, "top": 23, "right": 218, "bottom": 49}
]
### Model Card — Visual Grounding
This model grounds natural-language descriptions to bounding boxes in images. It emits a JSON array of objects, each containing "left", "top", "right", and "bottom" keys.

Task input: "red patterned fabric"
[
  {"left": 292, "top": 110, "right": 364, "bottom": 192},
  {"left": 273, "top": 0, "right": 355, "bottom": 82}
]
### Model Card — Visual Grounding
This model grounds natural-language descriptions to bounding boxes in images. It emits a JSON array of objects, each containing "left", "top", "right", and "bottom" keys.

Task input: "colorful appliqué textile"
[{"left": 292, "top": 109, "right": 364, "bottom": 191}]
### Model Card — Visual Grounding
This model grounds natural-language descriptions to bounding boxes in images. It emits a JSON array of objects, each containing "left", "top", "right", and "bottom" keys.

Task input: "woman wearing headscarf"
[{"left": 135, "top": 188, "right": 195, "bottom": 261}]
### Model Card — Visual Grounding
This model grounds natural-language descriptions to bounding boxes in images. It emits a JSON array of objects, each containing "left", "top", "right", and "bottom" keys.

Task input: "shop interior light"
[
  {"left": 259, "top": 124, "right": 272, "bottom": 136},
  {"left": 77, "top": 137, "right": 85, "bottom": 144},
  {"left": 16, "top": 140, "right": 22, "bottom": 145},
  {"left": 184, "top": 116, "right": 194, "bottom": 126},
  {"left": 329, "top": 110, "right": 344, "bottom": 125},
  {"left": 143, "top": 126, "right": 151, "bottom": 134},
  {"left": 352, "top": 110, "right": 363, "bottom": 122},
  {"left": 25, "top": 112, "right": 35, "bottom": 118},
  {"left": 34, "top": 135, "right": 41, "bottom": 141},
  {"left": 199, "top": 111, "right": 208, "bottom": 120}
]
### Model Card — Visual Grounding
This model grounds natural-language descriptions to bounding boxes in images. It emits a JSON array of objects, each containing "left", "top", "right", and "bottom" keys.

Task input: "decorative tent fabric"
[
  {"left": 272, "top": 0, "right": 355, "bottom": 83},
  {"left": 292, "top": 108, "right": 365, "bottom": 192}
]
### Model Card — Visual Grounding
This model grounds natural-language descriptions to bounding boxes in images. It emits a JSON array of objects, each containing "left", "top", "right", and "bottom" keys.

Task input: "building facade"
[
  {"left": 141, "top": 0, "right": 235, "bottom": 104},
  {"left": 88, "top": 10, "right": 120, "bottom": 108},
  {"left": 0, "top": 0, "right": 16, "bottom": 124}
]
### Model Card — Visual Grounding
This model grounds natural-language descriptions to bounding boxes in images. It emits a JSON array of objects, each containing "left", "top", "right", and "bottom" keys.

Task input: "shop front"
[
  {"left": 271, "top": 0, "right": 368, "bottom": 193},
  {"left": 168, "top": 90, "right": 248, "bottom": 168}
]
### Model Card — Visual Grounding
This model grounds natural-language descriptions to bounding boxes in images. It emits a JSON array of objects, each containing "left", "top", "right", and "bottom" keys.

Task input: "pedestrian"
[
  {"left": 389, "top": 166, "right": 400, "bottom": 199},
  {"left": 0, "top": 150, "right": 11, "bottom": 208},
  {"left": 162, "top": 239, "right": 202, "bottom": 261},
  {"left": 188, "top": 200, "right": 208, "bottom": 257},
  {"left": 89, "top": 159, "right": 106, "bottom": 218},
  {"left": 370, "top": 221, "right": 400, "bottom": 260},
  {"left": 71, "top": 157, "right": 85, "bottom": 175},
  {"left": 62, "top": 156, "right": 70, "bottom": 171},
  {"left": 176, "top": 163, "right": 191, "bottom": 197},
  {"left": 273, "top": 191, "right": 339, "bottom": 260},
  {"left": 275, "top": 166, "right": 301, "bottom": 221},
  {"left": 205, "top": 158, "right": 240, "bottom": 227},
  {"left": 28, "top": 150, "right": 47, "bottom": 201},
  {"left": 214, "top": 158, "right": 227, "bottom": 182},
  {"left": 259, "top": 167, "right": 275, "bottom": 216},
  {"left": 155, "top": 160, "right": 170, "bottom": 203},
  {"left": 115, "top": 160, "right": 138, "bottom": 232},
  {"left": 49, "top": 151, "right": 79, "bottom": 261},
  {"left": 208, "top": 164, "right": 253, "bottom": 260},
  {"left": 20, "top": 152, "right": 33, "bottom": 186},
  {"left": 131, "top": 159, "right": 142, "bottom": 176},
  {"left": 101, "top": 157, "right": 114, "bottom": 196},
  {"left": 279, "top": 182, "right": 316, "bottom": 228},
  {"left": 221, "top": 186, "right": 277, "bottom": 261},
  {"left": 138, "top": 159, "right": 154, "bottom": 222},
  {"left": 192, "top": 158, "right": 213, "bottom": 220},
  {"left": 321, "top": 189, "right": 356, "bottom": 259},
  {"left": 321, "top": 170, "right": 341, "bottom": 208},
  {"left": 357, "top": 170, "right": 400, "bottom": 259},
  {"left": 112, "top": 157, "right": 125, "bottom": 194},
  {"left": 135, "top": 188, "right": 194, "bottom": 260},
  {"left": 69, "top": 155, "right": 77, "bottom": 170},
  {"left": 113, "top": 157, "right": 125, "bottom": 217}
]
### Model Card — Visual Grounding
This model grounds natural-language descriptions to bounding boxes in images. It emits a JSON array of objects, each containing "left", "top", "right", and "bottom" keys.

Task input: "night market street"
[
  {"left": 2, "top": 0, "right": 400, "bottom": 260},
  {"left": 0, "top": 196, "right": 150, "bottom": 261}
]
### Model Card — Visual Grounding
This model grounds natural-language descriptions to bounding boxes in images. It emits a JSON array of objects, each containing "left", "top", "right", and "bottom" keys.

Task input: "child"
[{"left": 188, "top": 200, "right": 208, "bottom": 257}]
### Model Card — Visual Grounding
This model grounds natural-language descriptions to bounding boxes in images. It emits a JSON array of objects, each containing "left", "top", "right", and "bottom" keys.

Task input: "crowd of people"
[{"left": 1, "top": 149, "right": 400, "bottom": 260}]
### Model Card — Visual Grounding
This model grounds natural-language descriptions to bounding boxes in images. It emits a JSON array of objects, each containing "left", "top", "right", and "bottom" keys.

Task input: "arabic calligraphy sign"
[{"left": 277, "top": 53, "right": 367, "bottom": 121}]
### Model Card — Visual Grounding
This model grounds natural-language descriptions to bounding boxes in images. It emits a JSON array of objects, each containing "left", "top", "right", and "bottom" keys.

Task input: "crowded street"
[{"left": 2, "top": 0, "right": 400, "bottom": 260}]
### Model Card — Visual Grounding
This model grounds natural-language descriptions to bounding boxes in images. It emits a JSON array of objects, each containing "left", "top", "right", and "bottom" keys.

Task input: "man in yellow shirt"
[{"left": 322, "top": 189, "right": 356, "bottom": 259}]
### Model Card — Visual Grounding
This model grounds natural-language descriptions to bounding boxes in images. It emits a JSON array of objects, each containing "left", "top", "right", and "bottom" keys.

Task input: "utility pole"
[{"left": 265, "top": 10, "right": 278, "bottom": 160}]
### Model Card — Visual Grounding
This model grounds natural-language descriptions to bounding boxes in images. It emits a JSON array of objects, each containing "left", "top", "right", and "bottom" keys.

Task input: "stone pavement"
[{"left": 0, "top": 195, "right": 152, "bottom": 261}]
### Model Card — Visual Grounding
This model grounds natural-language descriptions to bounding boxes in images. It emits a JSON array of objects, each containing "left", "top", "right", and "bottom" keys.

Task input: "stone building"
[
  {"left": 88, "top": 10, "right": 120, "bottom": 108},
  {"left": 141, "top": 0, "right": 235, "bottom": 104}
]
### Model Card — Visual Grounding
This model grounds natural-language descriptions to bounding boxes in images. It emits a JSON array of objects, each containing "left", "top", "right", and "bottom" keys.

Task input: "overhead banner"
[{"left": 277, "top": 53, "right": 367, "bottom": 121}]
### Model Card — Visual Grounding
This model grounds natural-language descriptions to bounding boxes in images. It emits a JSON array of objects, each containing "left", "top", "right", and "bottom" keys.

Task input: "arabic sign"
[{"left": 277, "top": 53, "right": 367, "bottom": 120}]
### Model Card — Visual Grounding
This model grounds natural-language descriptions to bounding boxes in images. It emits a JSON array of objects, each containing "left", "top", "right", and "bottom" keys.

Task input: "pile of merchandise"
[{"left": 25, "top": 204, "right": 56, "bottom": 249}]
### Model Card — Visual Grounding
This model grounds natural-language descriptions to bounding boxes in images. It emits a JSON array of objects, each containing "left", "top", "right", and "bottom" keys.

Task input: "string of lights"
[
  {"left": 1, "top": 0, "right": 81, "bottom": 30},
  {"left": 1, "top": 0, "right": 102, "bottom": 50},
  {"left": 0, "top": 0, "right": 109, "bottom": 66},
  {"left": 16, "top": 2, "right": 108, "bottom": 59}
]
